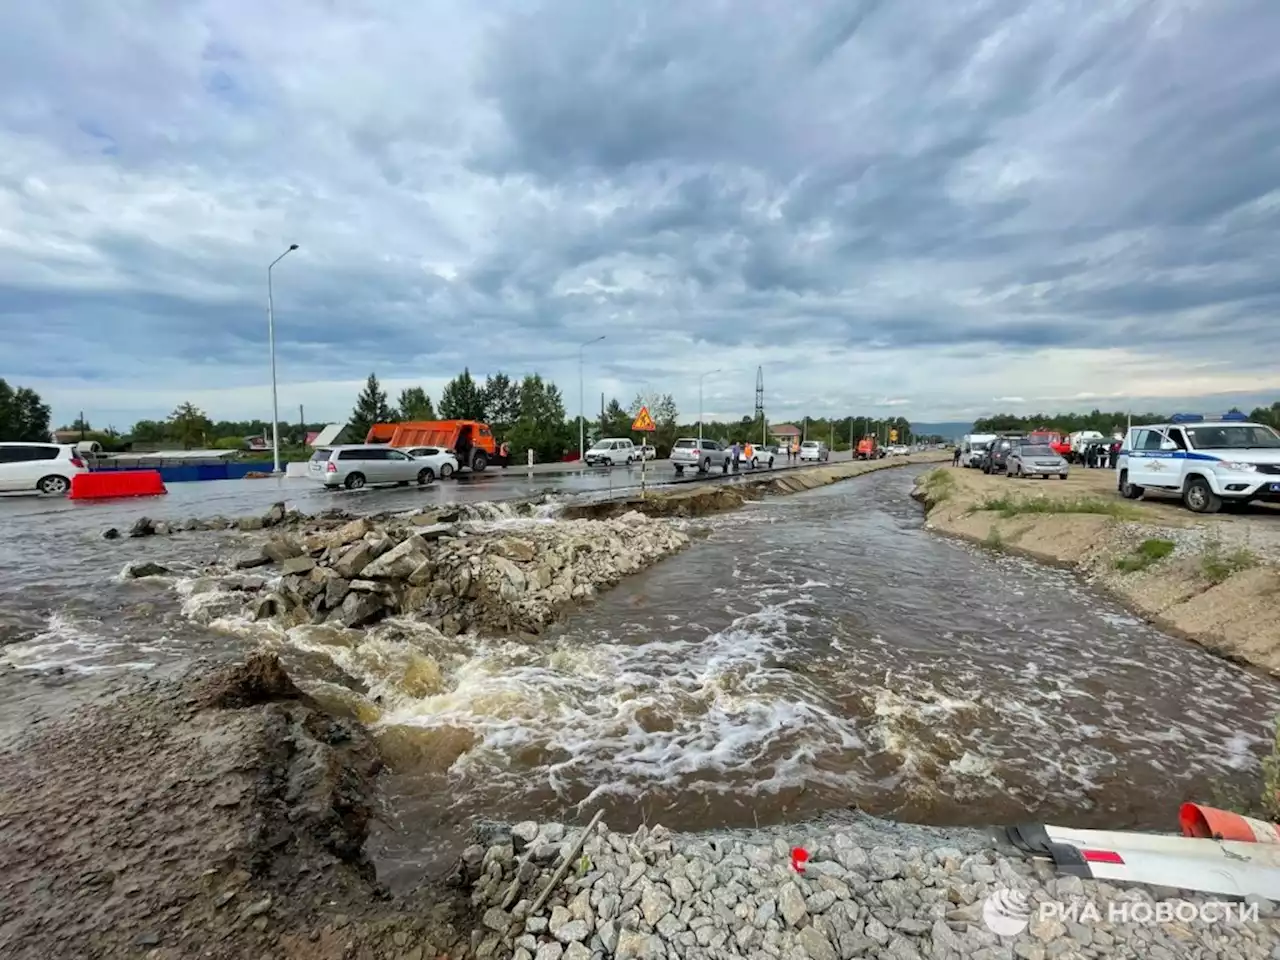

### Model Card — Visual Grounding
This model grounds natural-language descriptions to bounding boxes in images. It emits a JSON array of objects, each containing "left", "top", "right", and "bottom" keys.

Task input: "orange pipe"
[{"left": 1180, "top": 803, "right": 1280, "bottom": 844}]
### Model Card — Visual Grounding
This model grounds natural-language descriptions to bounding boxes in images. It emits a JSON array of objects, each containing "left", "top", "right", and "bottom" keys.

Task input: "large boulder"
[
  {"left": 332, "top": 542, "right": 374, "bottom": 579},
  {"left": 263, "top": 536, "right": 305, "bottom": 563},
  {"left": 361, "top": 536, "right": 428, "bottom": 580},
  {"left": 335, "top": 590, "right": 385, "bottom": 628},
  {"left": 327, "top": 517, "right": 372, "bottom": 549}
]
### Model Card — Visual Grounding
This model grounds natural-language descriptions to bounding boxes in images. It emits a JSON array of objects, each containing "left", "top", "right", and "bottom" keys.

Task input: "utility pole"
[
  {"left": 578, "top": 335, "right": 605, "bottom": 461},
  {"left": 299, "top": 404, "right": 305, "bottom": 448},
  {"left": 754, "top": 366, "right": 765, "bottom": 446}
]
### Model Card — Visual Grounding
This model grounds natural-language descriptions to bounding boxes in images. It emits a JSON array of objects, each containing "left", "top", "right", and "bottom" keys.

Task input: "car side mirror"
[{"left": 1159, "top": 439, "right": 1176, "bottom": 451}]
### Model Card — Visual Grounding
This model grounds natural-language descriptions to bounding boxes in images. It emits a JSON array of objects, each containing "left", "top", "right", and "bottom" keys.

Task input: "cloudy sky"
[{"left": 4, "top": 0, "right": 1280, "bottom": 431}]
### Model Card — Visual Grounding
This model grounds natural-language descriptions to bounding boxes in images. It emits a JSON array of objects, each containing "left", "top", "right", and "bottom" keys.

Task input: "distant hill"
[{"left": 910, "top": 421, "right": 972, "bottom": 440}]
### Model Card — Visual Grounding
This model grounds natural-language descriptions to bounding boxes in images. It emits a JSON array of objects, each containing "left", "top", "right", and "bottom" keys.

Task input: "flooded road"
[{"left": 3, "top": 463, "right": 1278, "bottom": 895}]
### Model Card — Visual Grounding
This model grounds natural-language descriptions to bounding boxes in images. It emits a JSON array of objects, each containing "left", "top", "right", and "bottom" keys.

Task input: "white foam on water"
[{"left": 0, "top": 611, "right": 154, "bottom": 674}]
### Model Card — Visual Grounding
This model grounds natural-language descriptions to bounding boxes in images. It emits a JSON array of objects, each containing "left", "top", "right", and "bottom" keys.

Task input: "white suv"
[
  {"left": 799, "top": 440, "right": 829, "bottom": 462},
  {"left": 0, "top": 442, "right": 89, "bottom": 495},
  {"left": 1116, "top": 414, "right": 1280, "bottom": 513},
  {"left": 584, "top": 438, "right": 636, "bottom": 467}
]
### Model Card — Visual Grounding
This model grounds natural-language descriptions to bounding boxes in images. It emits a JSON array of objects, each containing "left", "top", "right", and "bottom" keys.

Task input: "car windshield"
[
  {"left": 673, "top": 439, "right": 696, "bottom": 448},
  {"left": 1185, "top": 425, "right": 1280, "bottom": 450},
  {"left": 971, "top": 442, "right": 989, "bottom": 451},
  {"left": 589, "top": 441, "right": 612, "bottom": 451},
  {"left": 801, "top": 442, "right": 818, "bottom": 448},
  {"left": 1019, "top": 445, "right": 1053, "bottom": 456}
]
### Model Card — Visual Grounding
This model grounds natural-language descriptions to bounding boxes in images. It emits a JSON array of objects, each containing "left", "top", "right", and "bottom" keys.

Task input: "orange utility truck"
[
  {"left": 855, "top": 435, "right": 884, "bottom": 460},
  {"left": 365, "top": 420, "right": 499, "bottom": 472}
]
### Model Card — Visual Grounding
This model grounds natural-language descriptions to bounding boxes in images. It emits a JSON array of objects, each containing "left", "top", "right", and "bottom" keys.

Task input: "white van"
[
  {"left": 959, "top": 433, "right": 997, "bottom": 468},
  {"left": 583, "top": 438, "right": 637, "bottom": 467}
]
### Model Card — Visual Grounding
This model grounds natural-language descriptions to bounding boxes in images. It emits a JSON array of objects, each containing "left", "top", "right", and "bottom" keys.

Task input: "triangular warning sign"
[{"left": 631, "top": 406, "right": 657, "bottom": 432}]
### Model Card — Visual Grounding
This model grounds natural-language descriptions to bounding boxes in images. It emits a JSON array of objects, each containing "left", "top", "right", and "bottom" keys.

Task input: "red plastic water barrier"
[{"left": 69, "top": 470, "right": 167, "bottom": 500}]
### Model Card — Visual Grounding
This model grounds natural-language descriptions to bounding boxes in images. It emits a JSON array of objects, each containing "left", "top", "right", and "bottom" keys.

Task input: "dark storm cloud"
[{"left": 3, "top": 0, "right": 1280, "bottom": 424}]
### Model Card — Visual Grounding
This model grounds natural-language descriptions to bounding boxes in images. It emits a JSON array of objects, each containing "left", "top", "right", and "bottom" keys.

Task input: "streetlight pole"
[
  {"left": 697, "top": 369, "right": 721, "bottom": 443},
  {"left": 579, "top": 335, "right": 606, "bottom": 461},
  {"left": 267, "top": 243, "right": 299, "bottom": 474}
]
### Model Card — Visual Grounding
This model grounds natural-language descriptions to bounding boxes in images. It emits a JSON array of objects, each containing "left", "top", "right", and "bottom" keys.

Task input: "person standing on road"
[
  {"left": 744, "top": 440, "right": 754, "bottom": 469},
  {"left": 952, "top": 445, "right": 961, "bottom": 466},
  {"left": 730, "top": 440, "right": 740, "bottom": 472}
]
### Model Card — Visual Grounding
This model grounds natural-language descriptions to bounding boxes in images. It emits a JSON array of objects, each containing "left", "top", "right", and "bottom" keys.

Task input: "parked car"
[
  {"left": 735, "top": 444, "right": 776, "bottom": 470},
  {"left": 981, "top": 436, "right": 1024, "bottom": 474},
  {"left": 1116, "top": 413, "right": 1280, "bottom": 513},
  {"left": 670, "top": 438, "right": 731, "bottom": 475},
  {"left": 635, "top": 443, "right": 657, "bottom": 461},
  {"left": 308, "top": 445, "right": 437, "bottom": 489},
  {"left": 402, "top": 446, "right": 460, "bottom": 480},
  {"left": 0, "top": 442, "right": 89, "bottom": 495},
  {"left": 799, "top": 440, "right": 829, "bottom": 462},
  {"left": 584, "top": 438, "right": 637, "bottom": 466},
  {"left": 1006, "top": 443, "right": 1070, "bottom": 480}
]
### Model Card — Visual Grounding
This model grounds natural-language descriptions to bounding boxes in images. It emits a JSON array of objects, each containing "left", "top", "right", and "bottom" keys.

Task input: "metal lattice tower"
[{"left": 754, "top": 366, "right": 764, "bottom": 423}]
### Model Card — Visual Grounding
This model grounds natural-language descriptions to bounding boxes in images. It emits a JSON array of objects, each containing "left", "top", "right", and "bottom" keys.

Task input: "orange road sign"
[{"left": 632, "top": 406, "right": 657, "bottom": 432}]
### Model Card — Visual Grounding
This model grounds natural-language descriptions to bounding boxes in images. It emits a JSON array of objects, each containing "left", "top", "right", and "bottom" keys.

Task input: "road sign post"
[{"left": 632, "top": 406, "right": 657, "bottom": 498}]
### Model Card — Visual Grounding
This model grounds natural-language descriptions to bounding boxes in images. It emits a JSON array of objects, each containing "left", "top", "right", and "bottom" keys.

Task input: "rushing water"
[{"left": 3, "top": 465, "right": 1279, "bottom": 894}]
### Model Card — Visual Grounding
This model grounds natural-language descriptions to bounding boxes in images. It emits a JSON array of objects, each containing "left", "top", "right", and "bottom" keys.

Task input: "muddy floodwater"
[{"left": 3, "top": 465, "right": 1278, "bottom": 894}]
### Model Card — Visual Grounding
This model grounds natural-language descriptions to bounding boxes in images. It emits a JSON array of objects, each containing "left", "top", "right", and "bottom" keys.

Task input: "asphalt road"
[{"left": 0, "top": 449, "right": 889, "bottom": 528}]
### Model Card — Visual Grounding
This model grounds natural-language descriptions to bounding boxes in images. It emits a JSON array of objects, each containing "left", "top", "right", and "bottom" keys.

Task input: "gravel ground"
[{"left": 461, "top": 815, "right": 1280, "bottom": 960}]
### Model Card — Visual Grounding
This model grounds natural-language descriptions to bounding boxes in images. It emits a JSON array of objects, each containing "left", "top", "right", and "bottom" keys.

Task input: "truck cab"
[{"left": 1117, "top": 413, "right": 1280, "bottom": 513}]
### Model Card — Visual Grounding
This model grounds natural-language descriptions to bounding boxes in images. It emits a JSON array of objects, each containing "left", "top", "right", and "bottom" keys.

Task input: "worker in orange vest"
[{"left": 743, "top": 440, "right": 755, "bottom": 468}]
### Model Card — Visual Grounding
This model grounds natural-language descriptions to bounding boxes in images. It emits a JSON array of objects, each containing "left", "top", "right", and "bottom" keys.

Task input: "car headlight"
[{"left": 1215, "top": 460, "right": 1258, "bottom": 473}]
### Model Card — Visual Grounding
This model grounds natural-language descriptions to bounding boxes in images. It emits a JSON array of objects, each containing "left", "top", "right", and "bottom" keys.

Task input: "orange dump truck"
[{"left": 365, "top": 420, "right": 499, "bottom": 472}]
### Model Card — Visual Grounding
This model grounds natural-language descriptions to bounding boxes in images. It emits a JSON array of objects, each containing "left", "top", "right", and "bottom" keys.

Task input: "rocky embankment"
[
  {"left": 913, "top": 466, "right": 1280, "bottom": 677},
  {"left": 136, "top": 504, "right": 688, "bottom": 637},
  {"left": 459, "top": 814, "right": 1279, "bottom": 960}
]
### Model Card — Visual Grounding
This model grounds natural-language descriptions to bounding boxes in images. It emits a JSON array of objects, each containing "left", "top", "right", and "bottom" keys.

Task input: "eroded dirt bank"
[
  {"left": 0, "top": 654, "right": 473, "bottom": 960},
  {"left": 914, "top": 464, "right": 1280, "bottom": 676}
]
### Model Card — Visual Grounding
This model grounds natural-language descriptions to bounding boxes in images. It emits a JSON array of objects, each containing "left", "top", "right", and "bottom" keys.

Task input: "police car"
[{"left": 1115, "top": 412, "right": 1280, "bottom": 513}]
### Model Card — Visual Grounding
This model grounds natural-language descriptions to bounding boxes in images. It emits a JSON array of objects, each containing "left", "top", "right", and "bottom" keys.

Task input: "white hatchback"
[
  {"left": 0, "top": 442, "right": 90, "bottom": 495},
  {"left": 403, "top": 446, "right": 460, "bottom": 480}
]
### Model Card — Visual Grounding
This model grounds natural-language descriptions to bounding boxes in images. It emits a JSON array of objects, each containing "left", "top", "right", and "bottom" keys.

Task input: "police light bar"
[{"left": 1170, "top": 412, "right": 1250, "bottom": 424}]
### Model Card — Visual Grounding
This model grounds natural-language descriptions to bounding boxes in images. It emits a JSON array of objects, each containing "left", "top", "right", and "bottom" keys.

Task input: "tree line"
[
  {"left": 973, "top": 402, "right": 1280, "bottom": 436},
  {"left": 0, "top": 372, "right": 929, "bottom": 459}
]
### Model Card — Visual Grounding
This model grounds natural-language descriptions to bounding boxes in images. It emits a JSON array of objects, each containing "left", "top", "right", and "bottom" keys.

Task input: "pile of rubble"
[{"left": 165, "top": 508, "right": 688, "bottom": 636}]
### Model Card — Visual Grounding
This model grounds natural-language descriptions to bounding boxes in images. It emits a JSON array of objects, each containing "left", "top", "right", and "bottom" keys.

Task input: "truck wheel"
[
  {"left": 1118, "top": 471, "right": 1143, "bottom": 499},
  {"left": 1183, "top": 475, "right": 1221, "bottom": 514},
  {"left": 471, "top": 452, "right": 488, "bottom": 472}
]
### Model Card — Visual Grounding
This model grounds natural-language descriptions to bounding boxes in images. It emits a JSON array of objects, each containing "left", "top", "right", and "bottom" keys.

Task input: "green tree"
[
  {"left": 166, "top": 402, "right": 213, "bottom": 450},
  {"left": 439, "top": 368, "right": 486, "bottom": 421},
  {"left": 507, "top": 374, "right": 570, "bottom": 463},
  {"left": 128, "top": 419, "right": 167, "bottom": 444},
  {"left": 396, "top": 386, "right": 436, "bottom": 421},
  {"left": 0, "top": 380, "right": 53, "bottom": 442},
  {"left": 482, "top": 372, "right": 522, "bottom": 439},
  {"left": 598, "top": 398, "right": 632, "bottom": 437},
  {"left": 349, "top": 373, "right": 393, "bottom": 441}
]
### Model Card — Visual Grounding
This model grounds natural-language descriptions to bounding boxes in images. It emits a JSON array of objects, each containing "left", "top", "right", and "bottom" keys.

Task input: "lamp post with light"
[{"left": 267, "top": 243, "right": 299, "bottom": 474}]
